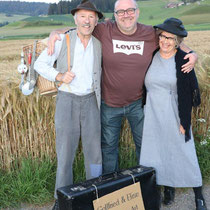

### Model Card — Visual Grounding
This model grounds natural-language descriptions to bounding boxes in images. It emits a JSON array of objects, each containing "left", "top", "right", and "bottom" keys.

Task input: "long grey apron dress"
[{"left": 140, "top": 51, "right": 202, "bottom": 187}]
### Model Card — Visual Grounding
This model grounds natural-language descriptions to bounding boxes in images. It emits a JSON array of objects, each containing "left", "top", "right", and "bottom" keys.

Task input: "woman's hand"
[{"left": 179, "top": 125, "right": 185, "bottom": 135}]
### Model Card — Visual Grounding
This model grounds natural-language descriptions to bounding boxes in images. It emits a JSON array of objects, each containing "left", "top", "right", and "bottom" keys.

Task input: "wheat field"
[{"left": 0, "top": 31, "right": 209, "bottom": 170}]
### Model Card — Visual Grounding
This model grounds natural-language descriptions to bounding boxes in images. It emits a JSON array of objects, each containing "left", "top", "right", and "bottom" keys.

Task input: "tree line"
[
  {"left": 0, "top": 0, "right": 202, "bottom": 17},
  {"left": 0, "top": 1, "right": 49, "bottom": 16},
  {"left": 182, "top": 0, "right": 201, "bottom": 3},
  {"left": 47, "top": 0, "right": 202, "bottom": 15},
  {"left": 48, "top": 0, "right": 117, "bottom": 15},
  {"left": 48, "top": 0, "right": 147, "bottom": 15}
]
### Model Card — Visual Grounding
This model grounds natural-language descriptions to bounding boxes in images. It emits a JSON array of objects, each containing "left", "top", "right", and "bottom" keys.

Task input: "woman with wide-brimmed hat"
[{"left": 140, "top": 17, "right": 207, "bottom": 210}]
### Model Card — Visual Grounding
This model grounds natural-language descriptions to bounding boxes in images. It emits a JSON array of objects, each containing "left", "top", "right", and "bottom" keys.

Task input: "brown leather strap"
[
  {"left": 65, "top": 34, "right": 71, "bottom": 72},
  {"left": 57, "top": 34, "right": 71, "bottom": 87}
]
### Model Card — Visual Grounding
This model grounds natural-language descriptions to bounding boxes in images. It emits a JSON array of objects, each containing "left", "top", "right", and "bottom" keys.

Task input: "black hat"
[
  {"left": 71, "top": 0, "right": 103, "bottom": 19},
  {"left": 154, "top": 17, "right": 188, "bottom": 37}
]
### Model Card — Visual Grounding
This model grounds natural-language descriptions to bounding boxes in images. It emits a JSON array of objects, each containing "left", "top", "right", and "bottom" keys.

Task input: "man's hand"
[
  {"left": 47, "top": 31, "right": 62, "bottom": 55},
  {"left": 56, "top": 72, "right": 75, "bottom": 84},
  {"left": 47, "top": 27, "right": 71, "bottom": 55},
  {"left": 181, "top": 52, "right": 198, "bottom": 73}
]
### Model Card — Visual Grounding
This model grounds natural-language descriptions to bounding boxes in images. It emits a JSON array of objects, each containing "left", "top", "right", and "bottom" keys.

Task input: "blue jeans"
[{"left": 101, "top": 98, "right": 144, "bottom": 173}]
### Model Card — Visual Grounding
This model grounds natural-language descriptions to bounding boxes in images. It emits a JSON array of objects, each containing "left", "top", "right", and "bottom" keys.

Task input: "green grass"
[
  {"left": 0, "top": 13, "right": 29, "bottom": 23},
  {"left": 185, "top": 23, "right": 210, "bottom": 31},
  {"left": 181, "top": 13, "right": 210, "bottom": 25},
  {"left": 23, "top": 21, "right": 64, "bottom": 27},
  {"left": 0, "top": 158, "right": 56, "bottom": 208},
  {"left": 0, "top": 25, "right": 70, "bottom": 40},
  {"left": 182, "top": 4, "right": 210, "bottom": 15},
  {"left": 137, "top": 0, "right": 210, "bottom": 29},
  {"left": 23, "top": 14, "right": 74, "bottom": 23},
  {"left": 195, "top": 139, "right": 210, "bottom": 182},
  {"left": 6, "top": 20, "right": 25, "bottom": 27},
  {"left": 0, "top": 134, "right": 209, "bottom": 208},
  {"left": 0, "top": 139, "right": 137, "bottom": 209},
  {"left": 2, "top": 33, "right": 51, "bottom": 40}
]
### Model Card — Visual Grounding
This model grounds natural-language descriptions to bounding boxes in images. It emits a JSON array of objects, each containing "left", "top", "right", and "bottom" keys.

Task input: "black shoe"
[
  {"left": 163, "top": 186, "right": 175, "bottom": 205},
  {"left": 52, "top": 200, "right": 59, "bottom": 210},
  {"left": 196, "top": 199, "right": 207, "bottom": 210}
]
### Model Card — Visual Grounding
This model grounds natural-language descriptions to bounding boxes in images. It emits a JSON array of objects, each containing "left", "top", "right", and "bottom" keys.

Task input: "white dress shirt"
[{"left": 34, "top": 34, "right": 94, "bottom": 95}]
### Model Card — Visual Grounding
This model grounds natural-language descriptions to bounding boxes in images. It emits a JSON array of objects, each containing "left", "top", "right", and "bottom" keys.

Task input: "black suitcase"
[{"left": 57, "top": 165, "right": 161, "bottom": 210}]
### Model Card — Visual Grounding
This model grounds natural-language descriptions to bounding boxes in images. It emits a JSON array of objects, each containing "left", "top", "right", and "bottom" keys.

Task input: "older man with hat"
[{"left": 34, "top": 1, "right": 103, "bottom": 209}]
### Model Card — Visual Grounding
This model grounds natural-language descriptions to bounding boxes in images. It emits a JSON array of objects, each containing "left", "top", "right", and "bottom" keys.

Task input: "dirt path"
[
  {"left": 161, "top": 184, "right": 210, "bottom": 210},
  {"left": 3, "top": 184, "right": 210, "bottom": 210}
]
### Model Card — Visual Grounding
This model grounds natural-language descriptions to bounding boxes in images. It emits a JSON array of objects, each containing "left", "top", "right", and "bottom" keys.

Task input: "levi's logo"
[{"left": 112, "top": 40, "right": 144, "bottom": 55}]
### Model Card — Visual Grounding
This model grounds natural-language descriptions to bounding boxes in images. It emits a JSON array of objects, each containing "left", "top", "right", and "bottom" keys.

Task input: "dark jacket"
[
  {"left": 143, "top": 48, "right": 201, "bottom": 141},
  {"left": 175, "top": 48, "right": 201, "bottom": 141}
]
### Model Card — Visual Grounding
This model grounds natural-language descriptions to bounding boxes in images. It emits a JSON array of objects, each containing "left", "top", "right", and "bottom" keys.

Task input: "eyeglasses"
[
  {"left": 159, "top": 34, "right": 176, "bottom": 42},
  {"left": 115, "top": 8, "right": 137, "bottom": 16}
]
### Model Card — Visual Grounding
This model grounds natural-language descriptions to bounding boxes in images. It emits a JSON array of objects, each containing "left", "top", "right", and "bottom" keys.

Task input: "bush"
[{"left": 195, "top": 131, "right": 210, "bottom": 182}]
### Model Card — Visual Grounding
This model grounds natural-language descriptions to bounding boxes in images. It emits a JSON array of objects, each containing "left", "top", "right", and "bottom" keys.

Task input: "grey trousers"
[{"left": 54, "top": 91, "right": 102, "bottom": 198}]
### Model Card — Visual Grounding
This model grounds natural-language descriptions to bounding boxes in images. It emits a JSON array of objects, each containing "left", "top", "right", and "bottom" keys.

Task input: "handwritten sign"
[{"left": 93, "top": 182, "right": 145, "bottom": 210}]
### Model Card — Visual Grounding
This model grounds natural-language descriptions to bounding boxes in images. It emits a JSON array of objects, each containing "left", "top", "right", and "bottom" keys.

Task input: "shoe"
[
  {"left": 52, "top": 199, "right": 59, "bottom": 210},
  {"left": 196, "top": 199, "right": 207, "bottom": 210},
  {"left": 163, "top": 186, "right": 175, "bottom": 205}
]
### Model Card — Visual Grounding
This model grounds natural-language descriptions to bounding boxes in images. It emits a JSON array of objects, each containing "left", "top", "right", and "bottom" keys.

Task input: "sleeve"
[
  {"left": 144, "top": 25, "right": 159, "bottom": 51},
  {"left": 93, "top": 21, "right": 109, "bottom": 41},
  {"left": 34, "top": 34, "right": 64, "bottom": 82},
  {"left": 189, "top": 69, "right": 201, "bottom": 107},
  {"left": 175, "top": 50, "right": 192, "bottom": 141},
  {"left": 154, "top": 31, "right": 159, "bottom": 49}
]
